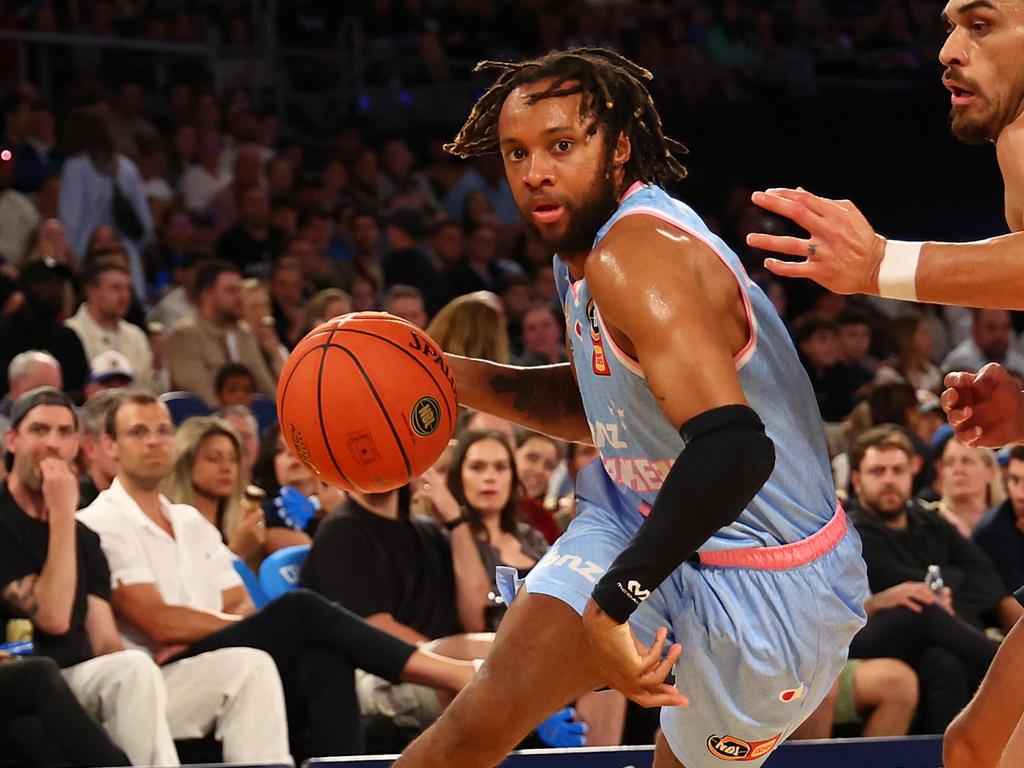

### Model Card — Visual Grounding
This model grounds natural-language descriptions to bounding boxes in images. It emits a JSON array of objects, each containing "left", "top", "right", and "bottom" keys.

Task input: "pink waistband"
[{"left": 695, "top": 504, "right": 847, "bottom": 570}]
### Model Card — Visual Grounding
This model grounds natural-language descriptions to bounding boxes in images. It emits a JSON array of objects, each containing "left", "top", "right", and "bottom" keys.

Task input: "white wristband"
[{"left": 877, "top": 240, "right": 922, "bottom": 301}]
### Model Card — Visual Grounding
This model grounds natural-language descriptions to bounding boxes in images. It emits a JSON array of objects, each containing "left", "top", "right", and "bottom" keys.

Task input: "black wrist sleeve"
[{"left": 590, "top": 404, "right": 776, "bottom": 623}]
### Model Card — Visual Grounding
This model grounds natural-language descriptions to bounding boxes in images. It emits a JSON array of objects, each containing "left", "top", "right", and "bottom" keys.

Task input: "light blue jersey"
[
  {"left": 512, "top": 182, "right": 868, "bottom": 767},
  {"left": 556, "top": 182, "right": 837, "bottom": 548}
]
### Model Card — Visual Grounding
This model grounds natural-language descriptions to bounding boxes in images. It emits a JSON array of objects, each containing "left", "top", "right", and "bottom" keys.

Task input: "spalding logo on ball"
[{"left": 276, "top": 312, "right": 457, "bottom": 493}]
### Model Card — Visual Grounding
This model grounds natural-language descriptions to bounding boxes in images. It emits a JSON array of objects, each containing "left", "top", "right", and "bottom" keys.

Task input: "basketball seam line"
[{"left": 314, "top": 332, "right": 363, "bottom": 492}]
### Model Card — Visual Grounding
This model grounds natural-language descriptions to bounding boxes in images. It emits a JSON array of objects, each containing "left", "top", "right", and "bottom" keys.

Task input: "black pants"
[
  {"left": 0, "top": 657, "right": 130, "bottom": 767},
  {"left": 849, "top": 605, "right": 998, "bottom": 733},
  {"left": 172, "top": 589, "right": 416, "bottom": 757}
]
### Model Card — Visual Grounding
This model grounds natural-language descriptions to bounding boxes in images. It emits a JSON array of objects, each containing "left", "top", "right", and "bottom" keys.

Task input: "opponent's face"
[
  {"left": 498, "top": 81, "right": 630, "bottom": 257},
  {"left": 852, "top": 447, "right": 914, "bottom": 519},
  {"left": 939, "top": 0, "right": 1024, "bottom": 143},
  {"left": 461, "top": 438, "right": 513, "bottom": 515}
]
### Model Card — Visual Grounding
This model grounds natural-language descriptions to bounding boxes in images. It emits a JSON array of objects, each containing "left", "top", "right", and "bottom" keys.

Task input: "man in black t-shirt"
[{"left": 0, "top": 387, "right": 179, "bottom": 765}]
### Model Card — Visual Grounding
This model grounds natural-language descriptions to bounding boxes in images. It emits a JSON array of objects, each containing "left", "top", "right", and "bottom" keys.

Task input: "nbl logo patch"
[
  {"left": 707, "top": 733, "right": 781, "bottom": 761},
  {"left": 586, "top": 299, "right": 611, "bottom": 376},
  {"left": 411, "top": 396, "right": 441, "bottom": 436}
]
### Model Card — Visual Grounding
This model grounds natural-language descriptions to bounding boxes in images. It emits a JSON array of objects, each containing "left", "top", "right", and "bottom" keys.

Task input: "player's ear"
[{"left": 612, "top": 131, "right": 631, "bottom": 168}]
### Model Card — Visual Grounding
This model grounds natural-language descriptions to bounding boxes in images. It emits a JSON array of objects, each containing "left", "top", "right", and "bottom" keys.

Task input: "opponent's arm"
[
  {"left": 446, "top": 355, "right": 591, "bottom": 443},
  {"left": 584, "top": 220, "right": 776, "bottom": 624},
  {"left": 747, "top": 187, "right": 1024, "bottom": 310}
]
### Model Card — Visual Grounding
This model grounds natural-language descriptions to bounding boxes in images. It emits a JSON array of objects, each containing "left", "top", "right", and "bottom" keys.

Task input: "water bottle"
[{"left": 925, "top": 564, "right": 945, "bottom": 596}]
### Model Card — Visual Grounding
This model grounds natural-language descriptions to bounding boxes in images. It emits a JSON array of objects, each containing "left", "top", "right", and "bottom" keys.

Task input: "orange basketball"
[{"left": 276, "top": 311, "right": 457, "bottom": 493}]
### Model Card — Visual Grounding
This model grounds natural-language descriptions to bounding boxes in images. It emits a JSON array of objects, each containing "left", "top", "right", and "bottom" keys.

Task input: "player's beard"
[
  {"left": 951, "top": 106, "right": 998, "bottom": 145},
  {"left": 523, "top": 156, "right": 620, "bottom": 256}
]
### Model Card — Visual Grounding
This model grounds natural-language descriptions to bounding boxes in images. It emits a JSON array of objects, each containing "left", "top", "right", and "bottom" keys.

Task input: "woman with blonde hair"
[
  {"left": 426, "top": 292, "right": 509, "bottom": 363},
  {"left": 164, "top": 415, "right": 268, "bottom": 565},
  {"left": 240, "top": 277, "right": 288, "bottom": 376},
  {"left": 303, "top": 287, "right": 352, "bottom": 333}
]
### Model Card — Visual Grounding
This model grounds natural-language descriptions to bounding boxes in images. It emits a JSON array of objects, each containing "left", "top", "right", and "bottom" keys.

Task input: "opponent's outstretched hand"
[
  {"left": 581, "top": 599, "right": 687, "bottom": 709},
  {"left": 746, "top": 188, "right": 886, "bottom": 296},
  {"left": 941, "top": 363, "right": 1024, "bottom": 448}
]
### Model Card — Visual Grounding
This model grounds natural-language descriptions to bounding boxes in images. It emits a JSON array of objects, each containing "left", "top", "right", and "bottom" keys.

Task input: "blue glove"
[
  {"left": 272, "top": 486, "right": 318, "bottom": 531},
  {"left": 536, "top": 707, "right": 587, "bottom": 748}
]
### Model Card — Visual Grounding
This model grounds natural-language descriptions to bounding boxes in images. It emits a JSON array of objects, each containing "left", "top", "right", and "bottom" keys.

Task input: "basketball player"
[
  {"left": 747, "top": 4, "right": 1024, "bottom": 766},
  {"left": 393, "top": 48, "right": 868, "bottom": 768}
]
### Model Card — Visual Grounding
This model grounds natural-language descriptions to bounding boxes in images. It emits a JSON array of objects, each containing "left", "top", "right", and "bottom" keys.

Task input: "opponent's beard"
[
  {"left": 950, "top": 107, "right": 996, "bottom": 145},
  {"left": 524, "top": 158, "right": 621, "bottom": 255}
]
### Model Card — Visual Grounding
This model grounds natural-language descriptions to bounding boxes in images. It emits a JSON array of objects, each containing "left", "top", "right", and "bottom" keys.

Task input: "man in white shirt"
[
  {"left": 65, "top": 258, "right": 156, "bottom": 388},
  {"left": 941, "top": 309, "right": 1024, "bottom": 376},
  {"left": 179, "top": 132, "right": 231, "bottom": 214}
]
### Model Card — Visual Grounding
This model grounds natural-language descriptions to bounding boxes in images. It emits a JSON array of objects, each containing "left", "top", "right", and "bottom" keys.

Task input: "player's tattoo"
[
  {"left": 808, "top": 243, "right": 818, "bottom": 255},
  {"left": 2, "top": 574, "right": 40, "bottom": 619},
  {"left": 490, "top": 368, "right": 586, "bottom": 425}
]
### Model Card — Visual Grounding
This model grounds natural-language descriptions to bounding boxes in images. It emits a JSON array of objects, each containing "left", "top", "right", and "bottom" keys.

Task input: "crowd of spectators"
[{"left": 1, "top": 2, "right": 1023, "bottom": 764}]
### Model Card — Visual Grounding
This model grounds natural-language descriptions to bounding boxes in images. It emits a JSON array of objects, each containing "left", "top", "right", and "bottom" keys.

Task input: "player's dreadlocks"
[{"left": 445, "top": 47, "right": 689, "bottom": 188}]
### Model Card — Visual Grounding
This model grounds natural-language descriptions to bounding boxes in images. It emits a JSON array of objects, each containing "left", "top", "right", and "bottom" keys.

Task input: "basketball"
[{"left": 276, "top": 312, "right": 458, "bottom": 493}]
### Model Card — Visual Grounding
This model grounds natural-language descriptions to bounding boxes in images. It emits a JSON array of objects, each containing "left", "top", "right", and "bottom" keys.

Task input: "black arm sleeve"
[{"left": 591, "top": 404, "right": 776, "bottom": 623}]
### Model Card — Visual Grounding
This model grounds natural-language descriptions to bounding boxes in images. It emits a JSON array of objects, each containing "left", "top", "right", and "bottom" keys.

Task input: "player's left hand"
[{"left": 581, "top": 599, "right": 687, "bottom": 709}]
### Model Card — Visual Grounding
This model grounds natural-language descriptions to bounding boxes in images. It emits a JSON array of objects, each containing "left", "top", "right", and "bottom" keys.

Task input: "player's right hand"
[
  {"left": 746, "top": 188, "right": 886, "bottom": 296},
  {"left": 39, "top": 457, "right": 78, "bottom": 522},
  {"left": 941, "top": 363, "right": 1024, "bottom": 447}
]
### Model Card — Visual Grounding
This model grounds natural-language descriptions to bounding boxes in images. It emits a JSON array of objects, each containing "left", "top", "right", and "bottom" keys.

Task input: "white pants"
[{"left": 62, "top": 647, "right": 292, "bottom": 766}]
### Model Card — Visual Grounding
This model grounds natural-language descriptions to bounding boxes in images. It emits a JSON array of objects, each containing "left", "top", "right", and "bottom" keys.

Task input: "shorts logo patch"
[
  {"left": 707, "top": 733, "right": 781, "bottom": 761},
  {"left": 779, "top": 684, "right": 805, "bottom": 703}
]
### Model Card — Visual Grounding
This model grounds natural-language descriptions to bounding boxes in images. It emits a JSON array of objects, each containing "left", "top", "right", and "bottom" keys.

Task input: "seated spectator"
[
  {"left": 426, "top": 293, "right": 510, "bottom": 363},
  {"left": 447, "top": 223, "right": 518, "bottom": 297},
  {"left": 214, "top": 362, "right": 255, "bottom": 408},
  {"left": 383, "top": 208, "right": 452, "bottom": 316},
  {"left": 793, "top": 312, "right": 853, "bottom": 422},
  {"left": 216, "top": 404, "right": 260, "bottom": 486},
  {"left": 834, "top": 308, "right": 875, "bottom": 402},
  {"left": 973, "top": 445, "right": 1024, "bottom": 593},
  {"left": 163, "top": 259, "right": 277, "bottom": 405},
  {"left": 849, "top": 425, "right": 1020, "bottom": 634},
  {"left": 0, "top": 350, "right": 61, "bottom": 432},
  {"left": 80, "top": 390, "right": 475, "bottom": 760},
  {"left": 210, "top": 145, "right": 265, "bottom": 234},
  {"left": 869, "top": 381, "right": 936, "bottom": 494},
  {"left": 178, "top": 131, "right": 230, "bottom": 214},
  {"left": 441, "top": 429, "right": 549, "bottom": 629},
  {"left": 268, "top": 256, "right": 306, "bottom": 349},
  {"left": 876, "top": 311, "right": 943, "bottom": 394},
  {"left": 145, "top": 248, "right": 200, "bottom": 333},
  {"left": 789, "top": 657, "right": 918, "bottom": 739},
  {"left": 84, "top": 351, "right": 136, "bottom": 402},
  {"left": 516, "top": 301, "right": 567, "bottom": 366},
  {"left": 0, "top": 655, "right": 129, "bottom": 767},
  {"left": 65, "top": 258, "right": 156, "bottom": 389},
  {"left": 514, "top": 427, "right": 564, "bottom": 545},
  {"left": 936, "top": 438, "right": 1004, "bottom": 538},
  {"left": 240, "top": 276, "right": 289, "bottom": 377},
  {"left": 253, "top": 423, "right": 344, "bottom": 550},
  {"left": 304, "top": 287, "right": 353, "bottom": 334},
  {"left": 215, "top": 185, "right": 284, "bottom": 277},
  {"left": 0, "top": 258, "right": 88, "bottom": 401},
  {"left": 1, "top": 388, "right": 290, "bottom": 765},
  {"left": 384, "top": 284, "right": 427, "bottom": 329},
  {"left": 77, "top": 389, "right": 123, "bottom": 508},
  {"left": 942, "top": 309, "right": 1024, "bottom": 375}
]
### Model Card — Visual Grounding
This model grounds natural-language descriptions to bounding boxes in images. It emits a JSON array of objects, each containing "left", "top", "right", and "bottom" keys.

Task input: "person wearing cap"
[
  {"left": 0, "top": 386, "right": 293, "bottom": 765},
  {"left": 83, "top": 350, "right": 135, "bottom": 402},
  {"left": 65, "top": 258, "right": 156, "bottom": 391},
  {"left": 0, "top": 258, "right": 88, "bottom": 401}
]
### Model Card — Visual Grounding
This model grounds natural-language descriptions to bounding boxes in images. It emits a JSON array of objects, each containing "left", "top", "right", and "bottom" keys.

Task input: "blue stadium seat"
[
  {"left": 259, "top": 545, "right": 310, "bottom": 601},
  {"left": 160, "top": 391, "right": 211, "bottom": 425},
  {"left": 250, "top": 394, "right": 277, "bottom": 435},
  {"left": 231, "top": 556, "right": 269, "bottom": 609}
]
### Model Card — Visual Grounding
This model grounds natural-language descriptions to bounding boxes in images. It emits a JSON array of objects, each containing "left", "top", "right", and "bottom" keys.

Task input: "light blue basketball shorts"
[{"left": 501, "top": 500, "right": 868, "bottom": 767}]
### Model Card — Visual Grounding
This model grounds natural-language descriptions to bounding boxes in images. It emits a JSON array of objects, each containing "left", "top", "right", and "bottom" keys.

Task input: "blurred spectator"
[
  {"left": 0, "top": 258, "right": 88, "bottom": 400},
  {"left": 22, "top": 217, "right": 75, "bottom": 269},
  {"left": 516, "top": 301, "right": 566, "bottom": 366},
  {"left": 384, "top": 208, "right": 453, "bottom": 316},
  {"left": 240, "top": 277, "right": 289, "bottom": 377},
  {"left": 58, "top": 107, "right": 153, "bottom": 300},
  {"left": 108, "top": 82, "right": 158, "bottom": 158},
  {"left": 937, "top": 440, "right": 1004, "bottom": 539},
  {"left": 0, "top": 350, "right": 61, "bottom": 432},
  {"left": 77, "top": 388, "right": 123, "bottom": 508},
  {"left": 973, "top": 445, "right": 1024, "bottom": 593},
  {"left": 302, "top": 287, "right": 352, "bottom": 335},
  {"left": 144, "top": 248, "right": 199, "bottom": 332},
  {"left": 513, "top": 428, "right": 563, "bottom": 545},
  {"left": 83, "top": 350, "right": 136, "bottom": 401},
  {"left": 876, "top": 311, "right": 943, "bottom": 394},
  {"left": 214, "top": 185, "right": 284, "bottom": 277},
  {"left": 794, "top": 312, "right": 852, "bottom": 422},
  {"left": 1, "top": 91, "right": 33, "bottom": 186},
  {"left": 835, "top": 309, "right": 875, "bottom": 401},
  {"left": 849, "top": 426, "right": 1020, "bottom": 634},
  {"left": 0, "top": 388, "right": 181, "bottom": 764},
  {"left": 83, "top": 391, "right": 473, "bottom": 760},
  {"left": 266, "top": 155, "right": 295, "bottom": 200},
  {"left": 293, "top": 214, "right": 353, "bottom": 292},
  {"left": 0, "top": 145, "right": 40, "bottom": 263},
  {"left": 378, "top": 137, "right": 443, "bottom": 217},
  {"left": 0, "top": 655, "right": 131, "bottom": 767},
  {"left": 65, "top": 258, "right": 155, "bottom": 389},
  {"left": 426, "top": 292, "right": 510, "bottom": 363},
  {"left": 447, "top": 223, "right": 516, "bottom": 296},
  {"left": 13, "top": 100, "right": 58, "bottom": 195},
  {"left": 210, "top": 144, "right": 266, "bottom": 233},
  {"left": 443, "top": 155, "right": 518, "bottom": 227},
  {"left": 179, "top": 131, "right": 230, "bottom": 213},
  {"left": 867, "top": 381, "right": 936, "bottom": 495},
  {"left": 942, "top": 309, "right": 1024, "bottom": 374},
  {"left": 214, "top": 363, "right": 256, "bottom": 409},
  {"left": 350, "top": 275, "right": 381, "bottom": 312},
  {"left": 148, "top": 206, "right": 195, "bottom": 295},
  {"left": 349, "top": 147, "right": 383, "bottom": 209},
  {"left": 268, "top": 256, "right": 306, "bottom": 349},
  {"left": 217, "top": 405, "right": 261, "bottom": 486},
  {"left": 163, "top": 259, "right": 276, "bottom": 405},
  {"left": 350, "top": 210, "right": 386, "bottom": 295},
  {"left": 384, "top": 284, "right": 428, "bottom": 329},
  {"left": 428, "top": 219, "right": 466, "bottom": 273},
  {"left": 167, "top": 123, "right": 198, "bottom": 189}
]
